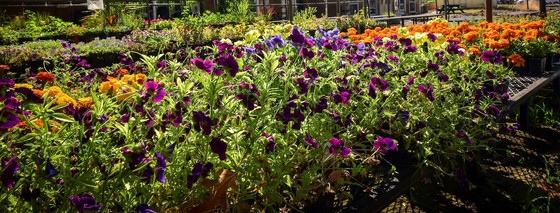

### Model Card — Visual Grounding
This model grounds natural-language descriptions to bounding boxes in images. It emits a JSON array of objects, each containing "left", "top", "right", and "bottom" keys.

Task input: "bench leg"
[{"left": 519, "top": 102, "right": 529, "bottom": 130}]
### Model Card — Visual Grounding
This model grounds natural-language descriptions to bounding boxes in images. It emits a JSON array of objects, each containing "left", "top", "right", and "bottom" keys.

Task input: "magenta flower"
[
  {"left": 69, "top": 193, "right": 103, "bottom": 212},
  {"left": 1, "top": 156, "right": 19, "bottom": 188},
  {"left": 295, "top": 78, "right": 309, "bottom": 95},
  {"left": 216, "top": 55, "right": 239, "bottom": 77},
  {"left": 210, "top": 137, "right": 227, "bottom": 160},
  {"left": 418, "top": 83, "right": 435, "bottom": 102},
  {"left": 144, "top": 81, "right": 166, "bottom": 103},
  {"left": 329, "top": 138, "right": 351, "bottom": 157},
  {"left": 303, "top": 68, "right": 318, "bottom": 82},
  {"left": 192, "top": 58, "right": 217, "bottom": 75},
  {"left": 305, "top": 132, "right": 319, "bottom": 149},
  {"left": 299, "top": 47, "right": 315, "bottom": 59},
  {"left": 331, "top": 87, "right": 351, "bottom": 104},
  {"left": 374, "top": 137, "right": 396, "bottom": 153}
]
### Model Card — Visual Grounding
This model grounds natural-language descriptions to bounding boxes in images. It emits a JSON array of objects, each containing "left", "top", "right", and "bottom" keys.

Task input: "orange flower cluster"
[
  {"left": 507, "top": 54, "right": 526, "bottom": 67},
  {"left": 116, "top": 68, "right": 129, "bottom": 75},
  {"left": 36, "top": 71, "right": 56, "bottom": 83},
  {"left": 14, "top": 119, "right": 61, "bottom": 132},
  {"left": 343, "top": 20, "right": 548, "bottom": 52},
  {"left": 99, "top": 74, "right": 146, "bottom": 100},
  {"left": 42, "top": 86, "right": 77, "bottom": 106},
  {"left": 0, "top": 64, "right": 10, "bottom": 71}
]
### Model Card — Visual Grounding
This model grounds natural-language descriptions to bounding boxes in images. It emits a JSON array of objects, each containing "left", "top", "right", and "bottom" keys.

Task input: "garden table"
[
  {"left": 508, "top": 67, "right": 560, "bottom": 128},
  {"left": 374, "top": 14, "right": 442, "bottom": 27},
  {"left": 505, "top": 11, "right": 540, "bottom": 16}
]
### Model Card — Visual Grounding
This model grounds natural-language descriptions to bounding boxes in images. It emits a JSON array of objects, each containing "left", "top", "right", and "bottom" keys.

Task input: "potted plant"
[{"left": 505, "top": 39, "right": 553, "bottom": 75}]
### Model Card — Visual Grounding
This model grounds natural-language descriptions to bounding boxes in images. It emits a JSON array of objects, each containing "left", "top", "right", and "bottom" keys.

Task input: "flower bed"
[{"left": 0, "top": 25, "right": 517, "bottom": 212}]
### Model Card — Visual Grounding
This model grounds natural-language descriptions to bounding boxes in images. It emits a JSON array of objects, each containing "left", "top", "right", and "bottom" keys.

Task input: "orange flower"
[
  {"left": 77, "top": 97, "right": 94, "bottom": 108},
  {"left": 99, "top": 78, "right": 121, "bottom": 95},
  {"left": 468, "top": 46, "right": 481, "bottom": 56},
  {"left": 463, "top": 31, "right": 479, "bottom": 42},
  {"left": 0, "top": 65, "right": 10, "bottom": 71},
  {"left": 55, "top": 93, "right": 77, "bottom": 106},
  {"left": 33, "top": 89, "right": 44, "bottom": 98},
  {"left": 507, "top": 54, "right": 526, "bottom": 67},
  {"left": 135, "top": 74, "right": 146, "bottom": 85},
  {"left": 43, "top": 86, "right": 62, "bottom": 96},
  {"left": 116, "top": 68, "right": 129, "bottom": 75},
  {"left": 36, "top": 71, "right": 56, "bottom": 82}
]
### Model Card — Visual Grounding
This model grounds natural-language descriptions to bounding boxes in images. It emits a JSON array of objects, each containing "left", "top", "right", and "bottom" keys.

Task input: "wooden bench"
[{"left": 437, "top": 4, "right": 466, "bottom": 14}]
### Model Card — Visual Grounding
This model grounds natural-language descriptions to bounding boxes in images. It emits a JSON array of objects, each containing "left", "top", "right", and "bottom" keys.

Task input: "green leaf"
[
  {"left": 51, "top": 113, "right": 75, "bottom": 123},
  {"left": 18, "top": 133, "right": 38, "bottom": 142}
]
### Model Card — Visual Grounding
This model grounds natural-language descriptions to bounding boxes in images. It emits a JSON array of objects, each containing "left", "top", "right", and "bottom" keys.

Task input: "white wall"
[{"left": 436, "top": 0, "right": 497, "bottom": 8}]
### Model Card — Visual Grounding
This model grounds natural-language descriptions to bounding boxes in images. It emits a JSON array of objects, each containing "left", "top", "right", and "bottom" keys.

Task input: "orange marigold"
[
  {"left": 468, "top": 46, "right": 481, "bottom": 56},
  {"left": 77, "top": 97, "right": 94, "bottom": 108},
  {"left": 99, "top": 78, "right": 121, "bottom": 95},
  {"left": 36, "top": 71, "right": 56, "bottom": 82},
  {"left": 0, "top": 65, "right": 10, "bottom": 71},
  {"left": 43, "top": 86, "right": 62, "bottom": 96},
  {"left": 507, "top": 54, "right": 526, "bottom": 67},
  {"left": 55, "top": 93, "right": 77, "bottom": 106},
  {"left": 463, "top": 32, "right": 479, "bottom": 42},
  {"left": 116, "top": 68, "right": 129, "bottom": 75}
]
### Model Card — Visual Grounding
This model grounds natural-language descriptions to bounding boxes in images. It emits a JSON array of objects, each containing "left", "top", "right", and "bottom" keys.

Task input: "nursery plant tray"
[{"left": 508, "top": 69, "right": 560, "bottom": 108}]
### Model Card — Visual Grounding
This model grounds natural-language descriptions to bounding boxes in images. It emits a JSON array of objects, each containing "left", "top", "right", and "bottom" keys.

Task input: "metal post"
[
  {"left": 152, "top": 0, "right": 157, "bottom": 19},
  {"left": 485, "top": 0, "right": 492, "bottom": 22},
  {"left": 540, "top": 0, "right": 546, "bottom": 16}
]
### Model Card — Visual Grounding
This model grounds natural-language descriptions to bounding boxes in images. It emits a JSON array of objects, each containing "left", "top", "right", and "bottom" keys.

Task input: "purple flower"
[
  {"left": 374, "top": 137, "right": 396, "bottom": 153},
  {"left": 486, "top": 105, "right": 501, "bottom": 117},
  {"left": 427, "top": 33, "right": 437, "bottom": 42},
  {"left": 427, "top": 62, "right": 439, "bottom": 71},
  {"left": 1, "top": 156, "right": 19, "bottom": 188},
  {"left": 384, "top": 40, "right": 399, "bottom": 52},
  {"left": 418, "top": 83, "right": 435, "bottom": 102},
  {"left": 402, "top": 85, "right": 410, "bottom": 100},
  {"left": 328, "top": 138, "right": 351, "bottom": 157},
  {"left": 157, "top": 60, "right": 167, "bottom": 70},
  {"left": 331, "top": 87, "right": 351, "bottom": 104},
  {"left": 313, "top": 96, "right": 328, "bottom": 113},
  {"left": 457, "top": 131, "right": 473, "bottom": 144},
  {"left": 480, "top": 50, "right": 502, "bottom": 64},
  {"left": 290, "top": 26, "right": 306, "bottom": 44},
  {"left": 210, "top": 137, "right": 227, "bottom": 160},
  {"left": 446, "top": 40, "right": 465, "bottom": 56},
  {"left": 407, "top": 76, "right": 416, "bottom": 85},
  {"left": 403, "top": 45, "right": 417, "bottom": 54},
  {"left": 236, "top": 82, "right": 260, "bottom": 110},
  {"left": 304, "top": 132, "right": 319, "bottom": 149},
  {"left": 155, "top": 152, "right": 166, "bottom": 183},
  {"left": 192, "top": 58, "right": 217, "bottom": 75},
  {"left": 121, "top": 147, "right": 146, "bottom": 170},
  {"left": 262, "top": 133, "right": 276, "bottom": 154},
  {"left": 216, "top": 55, "right": 239, "bottom": 77},
  {"left": 0, "top": 111, "right": 20, "bottom": 129},
  {"left": 136, "top": 204, "right": 157, "bottom": 213},
  {"left": 69, "top": 193, "right": 103, "bottom": 212},
  {"left": 371, "top": 77, "right": 388, "bottom": 92},
  {"left": 386, "top": 55, "right": 399, "bottom": 65},
  {"left": 395, "top": 110, "right": 410, "bottom": 126},
  {"left": 45, "top": 159, "right": 59, "bottom": 178},
  {"left": 303, "top": 68, "right": 318, "bottom": 82},
  {"left": 187, "top": 162, "right": 213, "bottom": 188},
  {"left": 295, "top": 78, "right": 309, "bottom": 95},
  {"left": 144, "top": 81, "right": 166, "bottom": 103},
  {"left": 299, "top": 47, "right": 315, "bottom": 60},
  {"left": 164, "top": 143, "right": 177, "bottom": 160},
  {"left": 193, "top": 111, "right": 214, "bottom": 135},
  {"left": 368, "top": 82, "right": 377, "bottom": 99}
]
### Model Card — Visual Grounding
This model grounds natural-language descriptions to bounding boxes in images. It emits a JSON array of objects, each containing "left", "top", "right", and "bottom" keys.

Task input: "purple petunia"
[
  {"left": 457, "top": 131, "right": 473, "bottom": 144},
  {"left": 374, "top": 137, "right": 397, "bottom": 153},
  {"left": 480, "top": 50, "right": 503, "bottom": 64},
  {"left": 1, "top": 156, "right": 19, "bottom": 188},
  {"left": 331, "top": 87, "right": 351, "bottom": 104},
  {"left": 192, "top": 58, "right": 217, "bottom": 75},
  {"left": 303, "top": 68, "right": 319, "bottom": 83},
  {"left": 290, "top": 26, "right": 306, "bottom": 44},
  {"left": 216, "top": 55, "right": 239, "bottom": 77},
  {"left": 418, "top": 83, "right": 435, "bottom": 102},
  {"left": 295, "top": 78, "right": 310, "bottom": 95},
  {"left": 155, "top": 152, "right": 166, "bottom": 183},
  {"left": 187, "top": 162, "right": 213, "bottom": 188},
  {"left": 144, "top": 81, "right": 166, "bottom": 103},
  {"left": 262, "top": 133, "right": 276, "bottom": 154},
  {"left": 45, "top": 159, "right": 59, "bottom": 179},
  {"left": 69, "top": 193, "right": 103, "bottom": 212},
  {"left": 328, "top": 138, "right": 351, "bottom": 157},
  {"left": 136, "top": 204, "right": 157, "bottom": 213},
  {"left": 304, "top": 132, "right": 319, "bottom": 149},
  {"left": 193, "top": 111, "right": 214, "bottom": 135},
  {"left": 210, "top": 137, "right": 227, "bottom": 160}
]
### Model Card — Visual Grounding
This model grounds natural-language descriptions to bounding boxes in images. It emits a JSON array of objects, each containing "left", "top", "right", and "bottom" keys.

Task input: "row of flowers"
[
  {"left": 0, "top": 25, "right": 516, "bottom": 212},
  {"left": 342, "top": 18, "right": 560, "bottom": 69}
]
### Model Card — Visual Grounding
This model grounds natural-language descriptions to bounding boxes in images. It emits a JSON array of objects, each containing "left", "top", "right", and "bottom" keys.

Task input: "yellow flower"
[
  {"left": 43, "top": 86, "right": 62, "bottom": 96},
  {"left": 99, "top": 78, "right": 121, "bottom": 95},
  {"left": 14, "top": 83, "right": 33, "bottom": 89},
  {"left": 244, "top": 30, "right": 261, "bottom": 43},
  {"left": 77, "top": 97, "right": 94, "bottom": 108},
  {"left": 55, "top": 93, "right": 77, "bottom": 106}
]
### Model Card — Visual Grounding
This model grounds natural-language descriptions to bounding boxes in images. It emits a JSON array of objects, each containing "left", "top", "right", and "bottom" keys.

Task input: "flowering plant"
[{"left": 0, "top": 25, "right": 515, "bottom": 212}]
